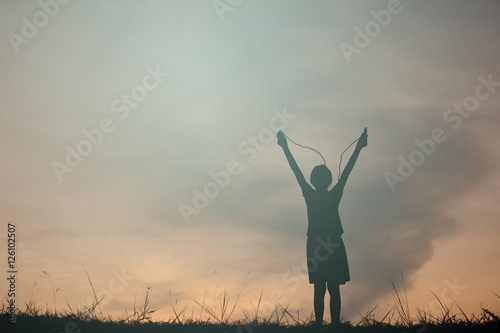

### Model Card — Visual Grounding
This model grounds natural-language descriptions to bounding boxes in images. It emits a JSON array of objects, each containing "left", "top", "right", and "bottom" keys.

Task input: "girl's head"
[{"left": 310, "top": 165, "right": 332, "bottom": 190}]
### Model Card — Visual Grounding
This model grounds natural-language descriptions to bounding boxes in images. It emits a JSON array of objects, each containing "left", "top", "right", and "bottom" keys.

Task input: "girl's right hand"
[{"left": 277, "top": 130, "right": 288, "bottom": 148}]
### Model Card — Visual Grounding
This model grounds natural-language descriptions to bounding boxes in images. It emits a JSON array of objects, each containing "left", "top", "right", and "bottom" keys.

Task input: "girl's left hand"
[{"left": 357, "top": 128, "right": 368, "bottom": 149}]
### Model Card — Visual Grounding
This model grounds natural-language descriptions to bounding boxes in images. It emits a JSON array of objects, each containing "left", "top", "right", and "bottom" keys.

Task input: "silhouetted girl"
[{"left": 277, "top": 128, "right": 367, "bottom": 326}]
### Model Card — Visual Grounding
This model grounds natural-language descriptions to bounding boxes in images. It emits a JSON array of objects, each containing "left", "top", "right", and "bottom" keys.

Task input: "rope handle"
[
  {"left": 282, "top": 132, "right": 326, "bottom": 165},
  {"left": 281, "top": 127, "right": 366, "bottom": 181}
]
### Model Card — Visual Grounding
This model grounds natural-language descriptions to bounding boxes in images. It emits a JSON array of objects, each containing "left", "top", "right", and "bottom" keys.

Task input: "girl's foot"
[{"left": 313, "top": 320, "right": 323, "bottom": 332}]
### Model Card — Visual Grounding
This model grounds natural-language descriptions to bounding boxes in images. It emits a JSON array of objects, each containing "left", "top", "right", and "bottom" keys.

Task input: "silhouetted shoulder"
[
  {"left": 329, "top": 183, "right": 344, "bottom": 198},
  {"left": 301, "top": 182, "right": 314, "bottom": 197}
]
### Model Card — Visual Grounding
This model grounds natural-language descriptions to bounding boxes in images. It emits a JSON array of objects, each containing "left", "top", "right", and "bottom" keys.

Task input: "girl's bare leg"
[
  {"left": 328, "top": 283, "right": 341, "bottom": 325},
  {"left": 314, "top": 282, "right": 327, "bottom": 325}
]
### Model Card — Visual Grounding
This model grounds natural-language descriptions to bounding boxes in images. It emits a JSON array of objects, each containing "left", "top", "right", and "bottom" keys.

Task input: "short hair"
[{"left": 310, "top": 165, "right": 332, "bottom": 189}]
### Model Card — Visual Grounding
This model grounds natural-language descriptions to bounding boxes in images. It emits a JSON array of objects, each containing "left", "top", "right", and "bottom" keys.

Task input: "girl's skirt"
[{"left": 306, "top": 234, "right": 350, "bottom": 284}]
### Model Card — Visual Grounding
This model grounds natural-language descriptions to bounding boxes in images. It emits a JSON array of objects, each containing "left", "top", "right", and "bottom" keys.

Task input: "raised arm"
[
  {"left": 277, "top": 131, "right": 308, "bottom": 190},
  {"left": 337, "top": 128, "right": 368, "bottom": 191}
]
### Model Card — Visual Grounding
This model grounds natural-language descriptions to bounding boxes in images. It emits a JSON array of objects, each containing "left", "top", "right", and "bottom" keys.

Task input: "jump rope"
[{"left": 282, "top": 127, "right": 366, "bottom": 181}]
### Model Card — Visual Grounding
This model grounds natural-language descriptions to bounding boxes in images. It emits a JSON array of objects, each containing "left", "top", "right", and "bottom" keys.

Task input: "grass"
[{"left": 1, "top": 273, "right": 499, "bottom": 332}]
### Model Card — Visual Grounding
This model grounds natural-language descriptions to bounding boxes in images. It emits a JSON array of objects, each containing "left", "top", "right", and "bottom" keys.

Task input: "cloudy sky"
[{"left": 1, "top": 0, "right": 500, "bottom": 323}]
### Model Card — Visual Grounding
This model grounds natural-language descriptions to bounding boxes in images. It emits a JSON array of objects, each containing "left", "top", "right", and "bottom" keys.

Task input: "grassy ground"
[
  {"left": 1, "top": 313, "right": 500, "bottom": 333},
  {"left": 2, "top": 276, "right": 499, "bottom": 332},
  {"left": 1, "top": 295, "right": 499, "bottom": 332}
]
